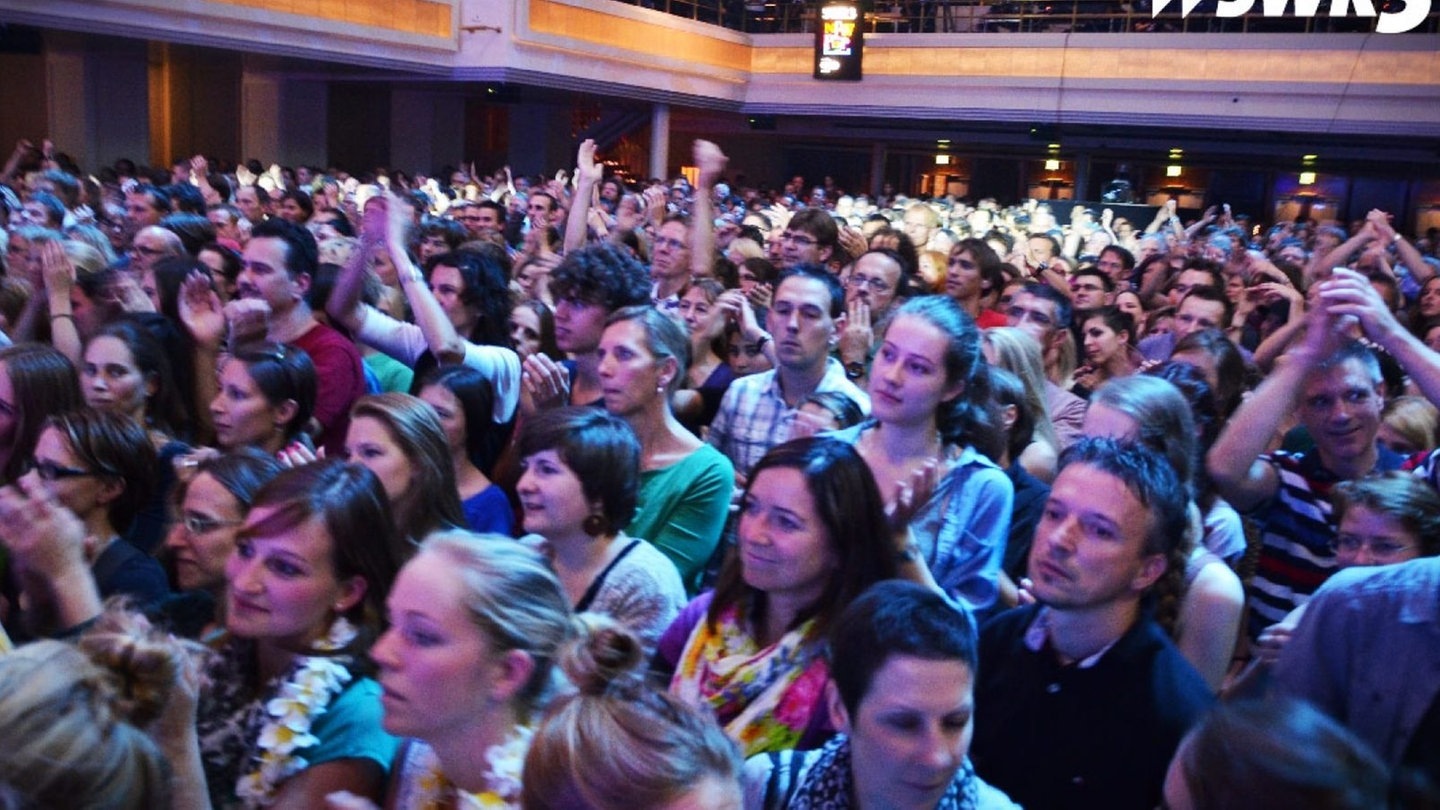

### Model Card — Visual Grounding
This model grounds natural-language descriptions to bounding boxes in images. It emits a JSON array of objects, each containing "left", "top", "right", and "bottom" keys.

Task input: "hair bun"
[
  {"left": 560, "top": 613, "right": 644, "bottom": 696},
  {"left": 77, "top": 604, "right": 198, "bottom": 726}
]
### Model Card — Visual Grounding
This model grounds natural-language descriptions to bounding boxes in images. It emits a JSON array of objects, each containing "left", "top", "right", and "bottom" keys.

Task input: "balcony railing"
[{"left": 623, "top": 0, "right": 1440, "bottom": 35}]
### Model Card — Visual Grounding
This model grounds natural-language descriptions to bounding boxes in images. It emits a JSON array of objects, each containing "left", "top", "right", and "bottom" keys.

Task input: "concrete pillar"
[
  {"left": 242, "top": 61, "right": 328, "bottom": 168},
  {"left": 44, "top": 33, "right": 90, "bottom": 168},
  {"left": 650, "top": 103, "right": 670, "bottom": 180},
  {"left": 240, "top": 68, "right": 282, "bottom": 166}
]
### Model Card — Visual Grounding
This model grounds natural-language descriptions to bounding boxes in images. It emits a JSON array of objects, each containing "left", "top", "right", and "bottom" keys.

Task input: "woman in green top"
[{"left": 596, "top": 305, "right": 734, "bottom": 593}]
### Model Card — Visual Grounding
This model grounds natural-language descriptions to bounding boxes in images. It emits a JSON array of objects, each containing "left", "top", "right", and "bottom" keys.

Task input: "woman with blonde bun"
[
  {"left": 523, "top": 615, "right": 743, "bottom": 810},
  {"left": 0, "top": 606, "right": 190, "bottom": 809}
]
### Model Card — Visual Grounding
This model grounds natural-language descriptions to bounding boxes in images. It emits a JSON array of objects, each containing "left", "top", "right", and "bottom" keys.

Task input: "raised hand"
[
  {"left": 839, "top": 299, "right": 873, "bottom": 366},
  {"left": 576, "top": 139, "right": 603, "bottom": 186},
  {"left": 521, "top": 352, "right": 572, "bottom": 413},
  {"left": 0, "top": 475, "right": 89, "bottom": 585},
  {"left": 178, "top": 270, "right": 226, "bottom": 348},
  {"left": 693, "top": 139, "right": 728, "bottom": 187},
  {"left": 39, "top": 239, "right": 74, "bottom": 297}
]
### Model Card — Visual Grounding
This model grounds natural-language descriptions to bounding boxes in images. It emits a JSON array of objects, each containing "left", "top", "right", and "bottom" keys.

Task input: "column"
[{"left": 650, "top": 103, "right": 669, "bottom": 181}]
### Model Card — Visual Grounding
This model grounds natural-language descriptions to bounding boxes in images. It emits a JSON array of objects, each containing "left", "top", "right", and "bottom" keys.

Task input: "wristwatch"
[{"left": 844, "top": 361, "right": 866, "bottom": 380}]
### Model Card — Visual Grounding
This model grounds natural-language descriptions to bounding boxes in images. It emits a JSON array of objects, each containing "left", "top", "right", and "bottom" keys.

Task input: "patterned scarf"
[
  {"left": 671, "top": 600, "right": 829, "bottom": 756},
  {"left": 790, "top": 735, "right": 981, "bottom": 810}
]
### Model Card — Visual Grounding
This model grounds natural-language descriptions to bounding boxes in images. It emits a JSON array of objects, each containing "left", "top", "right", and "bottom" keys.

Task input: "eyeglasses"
[
  {"left": 780, "top": 232, "right": 817, "bottom": 247},
  {"left": 182, "top": 513, "right": 243, "bottom": 535},
  {"left": 24, "top": 458, "right": 97, "bottom": 481},
  {"left": 129, "top": 245, "right": 167, "bottom": 257},
  {"left": 1333, "top": 535, "right": 1416, "bottom": 558},
  {"left": 847, "top": 275, "right": 891, "bottom": 294}
]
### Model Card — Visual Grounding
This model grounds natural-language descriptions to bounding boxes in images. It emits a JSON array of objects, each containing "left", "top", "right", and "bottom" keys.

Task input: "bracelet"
[
  {"left": 50, "top": 313, "right": 75, "bottom": 323},
  {"left": 754, "top": 333, "right": 771, "bottom": 351}
]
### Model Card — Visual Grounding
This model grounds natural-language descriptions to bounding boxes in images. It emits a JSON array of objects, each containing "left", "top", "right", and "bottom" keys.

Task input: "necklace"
[
  {"left": 235, "top": 617, "right": 357, "bottom": 808},
  {"left": 410, "top": 725, "right": 533, "bottom": 809}
]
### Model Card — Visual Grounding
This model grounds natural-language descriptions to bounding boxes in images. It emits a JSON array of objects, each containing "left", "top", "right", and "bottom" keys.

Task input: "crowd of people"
[{"left": 1, "top": 131, "right": 1439, "bottom": 809}]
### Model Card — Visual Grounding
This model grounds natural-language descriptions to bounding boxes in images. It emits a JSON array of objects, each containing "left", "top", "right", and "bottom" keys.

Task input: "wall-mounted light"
[
  {"left": 935, "top": 154, "right": 951, "bottom": 166},
  {"left": 1044, "top": 159, "right": 1060, "bottom": 171},
  {"left": 1299, "top": 171, "right": 1316, "bottom": 185},
  {"left": 1166, "top": 165, "right": 1183, "bottom": 178}
]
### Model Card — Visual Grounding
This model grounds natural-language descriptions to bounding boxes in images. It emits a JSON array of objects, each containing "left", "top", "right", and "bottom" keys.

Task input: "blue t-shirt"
[{"left": 463, "top": 484, "right": 515, "bottom": 537}]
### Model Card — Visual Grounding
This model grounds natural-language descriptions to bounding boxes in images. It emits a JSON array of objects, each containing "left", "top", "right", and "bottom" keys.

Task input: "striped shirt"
[{"left": 1244, "top": 448, "right": 1404, "bottom": 641}]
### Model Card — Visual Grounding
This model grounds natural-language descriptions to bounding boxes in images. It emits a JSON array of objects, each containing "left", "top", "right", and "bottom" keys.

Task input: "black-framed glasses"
[
  {"left": 182, "top": 513, "right": 243, "bottom": 535},
  {"left": 24, "top": 458, "right": 97, "bottom": 481}
]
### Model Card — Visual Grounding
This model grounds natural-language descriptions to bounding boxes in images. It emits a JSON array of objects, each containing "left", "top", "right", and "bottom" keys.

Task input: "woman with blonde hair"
[
  {"left": 982, "top": 326, "right": 1060, "bottom": 482},
  {"left": 0, "top": 611, "right": 181, "bottom": 809},
  {"left": 346, "top": 392, "right": 467, "bottom": 543},
  {"left": 367, "top": 532, "right": 576, "bottom": 809},
  {"left": 523, "top": 616, "right": 742, "bottom": 810},
  {"left": 1378, "top": 395, "right": 1438, "bottom": 457}
]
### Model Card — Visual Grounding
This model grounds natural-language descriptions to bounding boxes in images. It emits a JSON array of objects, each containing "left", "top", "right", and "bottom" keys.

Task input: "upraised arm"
[
  {"left": 691, "top": 140, "right": 728, "bottom": 279},
  {"left": 563, "top": 139, "right": 601, "bottom": 254},
  {"left": 1207, "top": 305, "right": 1338, "bottom": 512}
]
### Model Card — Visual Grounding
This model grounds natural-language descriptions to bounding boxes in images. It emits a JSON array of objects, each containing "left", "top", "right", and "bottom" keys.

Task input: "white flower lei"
[
  {"left": 410, "top": 725, "right": 533, "bottom": 810},
  {"left": 235, "top": 617, "right": 358, "bottom": 808}
]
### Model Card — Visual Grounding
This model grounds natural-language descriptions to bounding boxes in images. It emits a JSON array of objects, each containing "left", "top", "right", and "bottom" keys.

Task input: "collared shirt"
[
  {"left": 1022, "top": 607, "right": 1120, "bottom": 669},
  {"left": 651, "top": 281, "right": 683, "bottom": 319},
  {"left": 707, "top": 358, "right": 869, "bottom": 476},
  {"left": 1274, "top": 557, "right": 1440, "bottom": 767}
]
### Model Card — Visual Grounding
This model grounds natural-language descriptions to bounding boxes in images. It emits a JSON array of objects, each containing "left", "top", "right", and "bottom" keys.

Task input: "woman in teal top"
[
  {"left": 188, "top": 461, "right": 405, "bottom": 809},
  {"left": 597, "top": 305, "right": 734, "bottom": 593}
]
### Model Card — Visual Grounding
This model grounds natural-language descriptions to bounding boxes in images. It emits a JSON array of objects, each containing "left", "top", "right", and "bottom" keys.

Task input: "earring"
[{"left": 582, "top": 514, "right": 607, "bottom": 537}]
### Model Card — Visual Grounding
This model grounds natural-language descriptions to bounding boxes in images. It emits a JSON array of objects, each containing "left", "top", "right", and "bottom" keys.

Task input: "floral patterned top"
[{"left": 665, "top": 594, "right": 832, "bottom": 756}]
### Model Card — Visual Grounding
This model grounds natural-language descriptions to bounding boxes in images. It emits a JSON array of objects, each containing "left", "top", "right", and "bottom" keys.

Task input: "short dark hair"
[
  {"left": 127, "top": 185, "right": 171, "bottom": 214},
  {"left": 1176, "top": 259, "right": 1224, "bottom": 292},
  {"left": 249, "top": 218, "right": 319, "bottom": 280},
  {"left": 828, "top": 580, "right": 977, "bottom": 718},
  {"left": 786, "top": 208, "right": 839, "bottom": 252},
  {"left": 1178, "top": 285, "right": 1234, "bottom": 331},
  {"left": 278, "top": 189, "right": 314, "bottom": 220},
  {"left": 46, "top": 409, "right": 157, "bottom": 535},
  {"left": 517, "top": 407, "right": 641, "bottom": 534},
  {"left": 1073, "top": 267, "right": 1116, "bottom": 293},
  {"left": 1174, "top": 698, "right": 1388, "bottom": 810},
  {"left": 159, "top": 213, "right": 216, "bottom": 256},
  {"left": 549, "top": 244, "right": 651, "bottom": 313},
  {"left": 953, "top": 237, "right": 1006, "bottom": 298},
  {"left": 26, "top": 192, "right": 65, "bottom": 228},
  {"left": 776, "top": 264, "right": 846, "bottom": 319},
  {"left": 229, "top": 342, "right": 317, "bottom": 444},
  {"left": 1058, "top": 437, "right": 1188, "bottom": 563},
  {"left": 1100, "top": 244, "right": 1136, "bottom": 272},
  {"left": 1019, "top": 281, "right": 1073, "bottom": 329}
]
